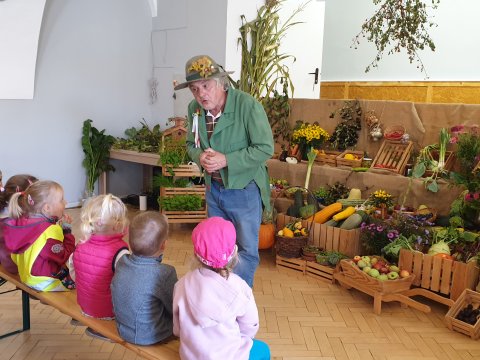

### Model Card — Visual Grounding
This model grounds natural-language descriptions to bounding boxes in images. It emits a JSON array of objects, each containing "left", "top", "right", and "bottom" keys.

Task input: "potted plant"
[
  {"left": 158, "top": 193, "right": 203, "bottom": 211},
  {"left": 81, "top": 119, "right": 115, "bottom": 198}
]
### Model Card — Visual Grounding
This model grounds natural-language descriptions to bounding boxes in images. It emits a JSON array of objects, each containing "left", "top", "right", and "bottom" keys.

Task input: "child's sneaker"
[{"left": 85, "top": 327, "right": 114, "bottom": 342}]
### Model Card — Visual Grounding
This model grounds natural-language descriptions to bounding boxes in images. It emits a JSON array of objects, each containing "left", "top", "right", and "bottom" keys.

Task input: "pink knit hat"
[{"left": 192, "top": 217, "right": 237, "bottom": 269}]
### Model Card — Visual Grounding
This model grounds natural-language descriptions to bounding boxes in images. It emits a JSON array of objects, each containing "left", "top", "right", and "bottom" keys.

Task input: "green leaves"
[
  {"left": 113, "top": 119, "right": 162, "bottom": 153},
  {"left": 158, "top": 194, "right": 202, "bottom": 211},
  {"left": 81, "top": 119, "right": 116, "bottom": 195}
]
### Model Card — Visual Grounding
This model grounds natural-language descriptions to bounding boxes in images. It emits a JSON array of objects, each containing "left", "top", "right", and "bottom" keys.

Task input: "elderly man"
[{"left": 174, "top": 55, "right": 274, "bottom": 287}]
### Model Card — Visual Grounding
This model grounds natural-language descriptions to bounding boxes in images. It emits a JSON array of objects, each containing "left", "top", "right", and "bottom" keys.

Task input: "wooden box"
[
  {"left": 370, "top": 140, "right": 413, "bottom": 174},
  {"left": 336, "top": 150, "right": 364, "bottom": 168},
  {"left": 445, "top": 289, "right": 480, "bottom": 340},
  {"left": 398, "top": 249, "right": 480, "bottom": 302},
  {"left": 276, "top": 214, "right": 362, "bottom": 258},
  {"left": 159, "top": 186, "right": 207, "bottom": 223},
  {"left": 276, "top": 255, "right": 306, "bottom": 275},
  {"left": 315, "top": 150, "right": 341, "bottom": 166},
  {"left": 423, "top": 151, "right": 455, "bottom": 177},
  {"left": 306, "top": 261, "right": 338, "bottom": 283},
  {"left": 162, "top": 163, "right": 202, "bottom": 177}
]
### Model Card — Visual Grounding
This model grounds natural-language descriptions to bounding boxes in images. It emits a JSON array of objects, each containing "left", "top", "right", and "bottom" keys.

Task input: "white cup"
[{"left": 139, "top": 195, "right": 147, "bottom": 211}]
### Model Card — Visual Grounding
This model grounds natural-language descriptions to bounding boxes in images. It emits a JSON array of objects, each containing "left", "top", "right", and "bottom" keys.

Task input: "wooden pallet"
[
  {"left": 162, "top": 163, "right": 202, "bottom": 177},
  {"left": 315, "top": 150, "right": 341, "bottom": 167},
  {"left": 370, "top": 140, "right": 413, "bottom": 174},
  {"left": 398, "top": 249, "right": 480, "bottom": 304},
  {"left": 445, "top": 289, "right": 480, "bottom": 339},
  {"left": 306, "top": 261, "right": 338, "bottom": 283},
  {"left": 160, "top": 186, "right": 207, "bottom": 223},
  {"left": 334, "top": 259, "right": 430, "bottom": 314},
  {"left": 336, "top": 150, "right": 364, "bottom": 168},
  {"left": 276, "top": 255, "right": 306, "bottom": 275}
]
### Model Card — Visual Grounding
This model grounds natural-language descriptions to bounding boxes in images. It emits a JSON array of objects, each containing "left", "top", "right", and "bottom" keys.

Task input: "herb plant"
[
  {"left": 352, "top": 0, "right": 440, "bottom": 77},
  {"left": 81, "top": 119, "right": 115, "bottom": 196},
  {"left": 112, "top": 119, "right": 162, "bottom": 153},
  {"left": 158, "top": 194, "right": 203, "bottom": 211}
]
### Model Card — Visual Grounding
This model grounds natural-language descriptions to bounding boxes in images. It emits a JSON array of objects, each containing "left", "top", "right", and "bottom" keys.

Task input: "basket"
[
  {"left": 413, "top": 207, "right": 437, "bottom": 223},
  {"left": 384, "top": 125, "right": 405, "bottom": 141},
  {"left": 276, "top": 234, "right": 309, "bottom": 258}
]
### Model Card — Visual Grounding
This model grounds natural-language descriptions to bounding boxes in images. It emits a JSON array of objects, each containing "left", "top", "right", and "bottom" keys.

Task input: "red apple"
[
  {"left": 399, "top": 270, "right": 410, "bottom": 278},
  {"left": 380, "top": 267, "right": 389, "bottom": 274},
  {"left": 353, "top": 255, "right": 361, "bottom": 263},
  {"left": 373, "top": 263, "right": 383, "bottom": 271}
]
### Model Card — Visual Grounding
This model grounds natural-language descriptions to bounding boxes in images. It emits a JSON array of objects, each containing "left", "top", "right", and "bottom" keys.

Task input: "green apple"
[
  {"left": 370, "top": 257, "right": 378, "bottom": 265},
  {"left": 389, "top": 265, "right": 399, "bottom": 273},
  {"left": 357, "top": 260, "right": 367, "bottom": 268},
  {"left": 387, "top": 271, "right": 399, "bottom": 280},
  {"left": 368, "top": 268, "right": 380, "bottom": 278},
  {"left": 363, "top": 266, "right": 371, "bottom": 273},
  {"left": 377, "top": 274, "right": 388, "bottom": 281},
  {"left": 361, "top": 256, "right": 371, "bottom": 264}
]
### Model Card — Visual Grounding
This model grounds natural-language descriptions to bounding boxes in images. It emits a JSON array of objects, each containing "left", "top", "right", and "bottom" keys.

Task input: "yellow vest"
[{"left": 11, "top": 224, "right": 67, "bottom": 292}]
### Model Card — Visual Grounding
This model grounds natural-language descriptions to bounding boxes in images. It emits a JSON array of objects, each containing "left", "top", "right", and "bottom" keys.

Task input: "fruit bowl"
[{"left": 339, "top": 259, "right": 415, "bottom": 294}]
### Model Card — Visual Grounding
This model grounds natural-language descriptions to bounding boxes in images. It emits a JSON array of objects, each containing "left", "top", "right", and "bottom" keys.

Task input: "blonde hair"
[
  {"left": 80, "top": 194, "right": 128, "bottom": 240},
  {"left": 129, "top": 211, "right": 168, "bottom": 256},
  {"left": 8, "top": 180, "right": 62, "bottom": 219},
  {"left": 191, "top": 247, "right": 239, "bottom": 279}
]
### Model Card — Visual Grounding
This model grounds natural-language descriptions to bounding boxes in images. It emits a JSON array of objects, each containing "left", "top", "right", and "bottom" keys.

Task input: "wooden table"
[{"left": 99, "top": 149, "right": 161, "bottom": 194}]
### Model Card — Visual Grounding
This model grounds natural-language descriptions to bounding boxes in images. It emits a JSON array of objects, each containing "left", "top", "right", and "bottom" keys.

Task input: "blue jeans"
[
  {"left": 206, "top": 180, "right": 262, "bottom": 287},
  {"left": 249, "top": 339, "right": 270, "bottom": 360}
]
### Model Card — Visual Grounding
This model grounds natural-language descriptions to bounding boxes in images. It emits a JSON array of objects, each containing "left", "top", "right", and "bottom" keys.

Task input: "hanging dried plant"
[{"left": 352, "top": 0, "right": 440, "bottom": 77}]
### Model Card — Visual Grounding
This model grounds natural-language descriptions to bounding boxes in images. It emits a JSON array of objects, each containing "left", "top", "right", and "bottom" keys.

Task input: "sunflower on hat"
[{"left": 188, "top": 56, "right": 216, "bottom": 78}]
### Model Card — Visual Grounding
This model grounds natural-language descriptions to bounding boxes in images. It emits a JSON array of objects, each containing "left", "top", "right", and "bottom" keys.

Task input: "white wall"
[
  {"left": 0, "top": 0, "right": 153, "bottom": 206},
  {"left": 322, "top": 0, "right": 480, "bottom": 81}
]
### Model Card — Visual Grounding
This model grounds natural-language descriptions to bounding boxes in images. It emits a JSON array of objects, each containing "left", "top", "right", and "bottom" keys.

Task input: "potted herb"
[
  {"left": 112, "top": 119, "right": 162, "bottom": 153},
  {"left": 81, "top": 119, "right": 115, "bottom": 198},
  {"left": 158, "top": 194, "right": 203, "bottom": 211}
]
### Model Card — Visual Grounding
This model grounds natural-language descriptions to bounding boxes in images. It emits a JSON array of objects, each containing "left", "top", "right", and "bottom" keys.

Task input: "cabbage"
[{"left": 427, "top": 240, "right": 451, "bottom": 256}]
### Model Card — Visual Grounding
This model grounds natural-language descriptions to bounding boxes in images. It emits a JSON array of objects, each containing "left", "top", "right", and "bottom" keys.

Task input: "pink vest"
[{"left": 73, "top": 233, "right": 128, "bottom": 318}]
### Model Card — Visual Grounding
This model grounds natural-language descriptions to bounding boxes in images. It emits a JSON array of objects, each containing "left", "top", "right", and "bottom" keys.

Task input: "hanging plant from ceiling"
[{"left": 352, "top": 0, "right": 440, "bottom": 77}]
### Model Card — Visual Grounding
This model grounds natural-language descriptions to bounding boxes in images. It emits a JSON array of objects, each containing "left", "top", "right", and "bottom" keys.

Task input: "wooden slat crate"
[
  {"left": 276, "top": 214, "right": 362, "bottom": 258},
  {"left": 306, "top": 261, "right": 338, "bottom": 283},
  {"left": 445, "top": 289, "right": 480, "bottom": 340},
  {"left": 162, "top": 163, "right": 202, "bottom": 177},
  {"left": 398, "top": 249, "right": 480, "bottom": 302},
  {"left": 160, "top": 186, "right": 207, "bottom": 223},
  {"left": 276, "top": 255, "right": 306, "bottom": 275},
  {"left": 315, "top": 150, "right": 341, "bottom": 166},
  {"left": 370, "top": 140, "right": 413, "bottom": 174},
  {"left": 336, "top": 150, "right": 363, "bottom": 168}
]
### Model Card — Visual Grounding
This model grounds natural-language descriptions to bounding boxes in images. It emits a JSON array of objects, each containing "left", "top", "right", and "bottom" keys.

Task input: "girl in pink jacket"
[{"left": 173, "top": 217, "right": 270, "bottom": 360}]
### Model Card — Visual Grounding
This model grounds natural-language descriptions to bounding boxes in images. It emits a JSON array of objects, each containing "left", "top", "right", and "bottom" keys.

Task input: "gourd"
[
  {"left": 258, "top": 223, "right": 275, "bottom": 249},
  {"left": 339, "top": 213, "right": 363, "bottom": 230},
  {"left": 324, "top": 219, "right": 338, "bottom": 227},
  {"left": 332, "top": 206, "right": 356, "bottom": 222},
  {"left": 308, "top": 202, "right": 342, "bottom": 224}
]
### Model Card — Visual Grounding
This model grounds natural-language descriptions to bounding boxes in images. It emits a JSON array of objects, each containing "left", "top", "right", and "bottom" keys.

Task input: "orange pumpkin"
[
  {"left": 258, "top": 223, "right": 275, "bottom": 249},
  {"left": 434, "top": 253, "right": 454, "bottom": 261}
]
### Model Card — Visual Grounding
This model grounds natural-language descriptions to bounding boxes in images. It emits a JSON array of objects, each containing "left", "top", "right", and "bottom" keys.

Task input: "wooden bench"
[{"left": 0, "top": 265, "right": 180, "bottom": 360}]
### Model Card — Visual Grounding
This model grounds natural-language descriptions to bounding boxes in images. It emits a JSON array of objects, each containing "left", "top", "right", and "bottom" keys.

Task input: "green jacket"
[{"left": 186, "top": 88, "right": 274, "bottom": 209}]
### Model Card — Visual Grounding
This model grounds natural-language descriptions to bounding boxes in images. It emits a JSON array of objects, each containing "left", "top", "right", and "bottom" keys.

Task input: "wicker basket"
[
  {"left": 413, "top": 207, "right": 437, "bottom": 223},
  {"left": 384, "top": 125, "right": 405, "bottom": 141},
  {"left": 276, "top": 235, "right": 309, "bottom": 258}
]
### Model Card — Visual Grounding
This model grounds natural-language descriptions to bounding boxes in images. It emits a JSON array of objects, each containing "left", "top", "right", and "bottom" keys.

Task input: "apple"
[
  {"left": 353, "top": 255, "right": 362, "bottom": 263},
  {"left": 380, "top": 267, "right": 389, "bottom": 274},
  {"left": 389, "top": 265, "right": 399, "bottom": 273},
  {"left": 357, "top": 260, "right": 367, "bottom": 268},
  {"left": 378, "top": 274, "right": 388, "bottom": 281},
  {"left": 376, "top": 260, "right": 386, "bottom": 268},
  {"left": 370, "top": 257, "right": 378, "bottom": 265},
  {"left": 361, "top": 256, "right": 371, "bottom": 264},
  {"left": 387, "top": 271, "right": 399, "bottom": 280},
  {"left": 368, "top": 269, "right": 380, "bottom": 278},
  {"left": 363, "top": 266, "right": 372, "bottom": 274},
  {"left": 399, "top": 270, "right": 410, "bottom": 278},
  {"left": 373, "top": 263, "right": 383, "bottom": 271}
]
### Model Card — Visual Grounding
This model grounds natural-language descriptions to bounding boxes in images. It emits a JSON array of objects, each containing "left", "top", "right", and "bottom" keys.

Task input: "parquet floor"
[{"left": 0, "top": 207, "right": 479, "bottom": 360}]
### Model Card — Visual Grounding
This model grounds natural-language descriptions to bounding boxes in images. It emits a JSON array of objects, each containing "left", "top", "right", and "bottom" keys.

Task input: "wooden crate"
[
  {"left": 162, "top": 163, "right": 202, "bottom": 177},
  {"left": 370, "top": 140, "right": 413, "bottom": 174},
  {"left": 160, "top": 186, "right": 207, "bottom": 223},
  {"left": 398, "top": 249, "right": 480, "bottom": 303},
  {"left": 315, "top": 150, "right": 341, "bottom": 167},
  {"left": 445, "top": 289, "right": 480, "bottom": 340},
  {"left": 336, "top": 150, "right": 364, "bottom": 168},
  {"left": 276, "top": 255, "right": 306, "bottom": 275},
  {"left": 306, "top": 261, "right": 338, "bottom": 283},
  {"left": 276, "top": 214, "right": 362, "bottom": 258},
  {"left": 423, "top": 151, "right": 455, "bottom": 177}
]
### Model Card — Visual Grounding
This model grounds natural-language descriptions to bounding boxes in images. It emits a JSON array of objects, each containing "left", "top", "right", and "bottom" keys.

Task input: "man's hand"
[{"left": 200, "top": 148, "right": 227, "bottom": 173}]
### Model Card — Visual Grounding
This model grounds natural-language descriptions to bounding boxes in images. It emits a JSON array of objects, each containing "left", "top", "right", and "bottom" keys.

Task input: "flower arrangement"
[
  {"left": 360, "top": 218, "right": 400, "bottom": 255},
  {"left": 188, "top": 57, "right": 215, "bottom": 78},
  {"left": 368, "top": 189, "right": 394, "bottom": 208},
  {"left": 291, "top": 121, "right": 330, "bottom": 150}
]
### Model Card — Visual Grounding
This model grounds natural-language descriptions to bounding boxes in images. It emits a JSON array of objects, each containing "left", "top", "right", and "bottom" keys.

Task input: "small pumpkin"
[{"left": 258, "top": 223, "right": 276, "bottom": 249}]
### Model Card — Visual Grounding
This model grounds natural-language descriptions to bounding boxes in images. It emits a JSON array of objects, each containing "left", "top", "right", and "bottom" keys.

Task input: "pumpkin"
[{"left": 258, "top": 223, "right": 276, "bottom": 249}]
